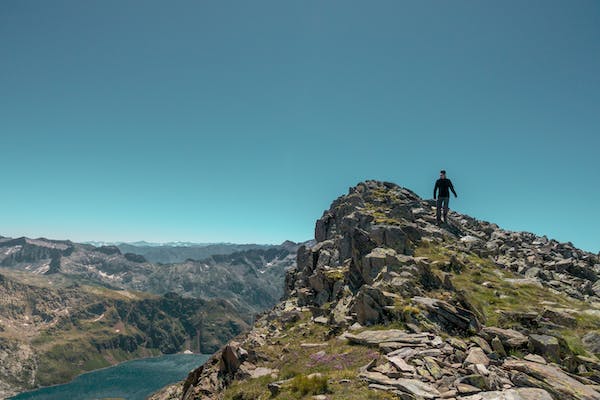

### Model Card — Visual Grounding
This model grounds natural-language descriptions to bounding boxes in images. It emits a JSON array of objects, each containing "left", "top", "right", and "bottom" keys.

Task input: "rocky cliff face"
[
  {"left": 156, "top": 180, "right": 600, "bottom": 400},
  {"left": 0, "top": 270, "right": 248, "bottom": 399}
]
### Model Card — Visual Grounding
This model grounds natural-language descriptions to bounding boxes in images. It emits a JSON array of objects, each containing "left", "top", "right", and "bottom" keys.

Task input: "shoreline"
[{"left": 8, "top": 352, "right": 210, "bottom": 400}]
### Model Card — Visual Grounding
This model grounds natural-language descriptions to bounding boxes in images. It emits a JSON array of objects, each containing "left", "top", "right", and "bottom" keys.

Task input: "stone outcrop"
[
  {"left": 504, "top": 359, "right": 600, "bottom": 400},
  {"left": 154, "top": 181, "right": 600, "bottom": 400},
  {"left": 460, "top": 388, "right": 554, "bottom": 399}
]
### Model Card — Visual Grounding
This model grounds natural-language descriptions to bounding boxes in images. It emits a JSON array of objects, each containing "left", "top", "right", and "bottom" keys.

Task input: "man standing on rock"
[{"left": 433, "top": 170, "right": 457, "bottom": 224}]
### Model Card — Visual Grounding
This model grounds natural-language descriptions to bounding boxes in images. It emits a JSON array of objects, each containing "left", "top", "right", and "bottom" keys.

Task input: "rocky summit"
[{"left": 151, "top": 180, "right": 600, "bottom": 400}]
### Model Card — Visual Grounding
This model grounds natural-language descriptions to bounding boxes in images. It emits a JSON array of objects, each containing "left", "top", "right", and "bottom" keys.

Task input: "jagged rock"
[
  {"left": 388, "top": 347, "right": 419, "bottom": 361},
  {"left": 423, "top": 356, "right": 443, "bottom": 379},
  {"left": 471, "top": 337, "right": 493, "bottom": 354},
  {"left": 367, "top": 383, "right": 396, "bottom": 393},
  {"left": 345, "top": 329, "right": 428, "bottom": 346},
  {"left": 441, "top": 388, "right": 459, "bottom": 398},
  {"left": 498, "top": 311, "right": 539, "bottom": 329},
  {"left": 491, "top": 336, "right": 507, "bottom": 357},
  {"left": 474, "top": 363, "right": 491, "bottom": 376},
  {"left": 373, "top": 362, "right": 403, "bottom": 378},
  {"left": 386, "top": 355, "right": 416, "bottom": 373},
  {"left": 524, "top": 354, "right": 547, "bottom": 364},
  {"left": 370, "top": 225, "right": 409, "bottom": 254},
  {"left": 362, "top": 247, "right": 401, "bottom": 284},
  {"left": 465, "top": 347, "right": 490, "bottom": 366},
  {"left": 541, "top": 308, "right": 577, "bottom": 328},
  {"left": 481, "top": 327, "right": 528, "bottom": 348},
  {"left": 448, "top": 337, "right": 469, "bottom": 351},
  {"left": 352, "top": 285, "right": 399, "bottom": 325},
  {"left": 458, "top": 374, "right": 489, "bottom": 390},
  {"left": 528, "top": 334, "right": 561, "bottom": 363},
  {"left": 504, "top": 359, "right": 600, "bottom": 400},
  {"left": 575, "top": 355, "right": 600, "bottom": 379},
  {"left": 459, "top": 388, "right": 554, "bottom": 399},
  {"left": 307, "top": 271, "right": 331, "bottom": 305},
  {"left": 379, "top": 343, "right": 415, "bottom": 354},
  {"left": 359, "top": 371, "right": 441, "bottom": 399},
  {"left": 349, "top": 228, "right": 378, "bottom": 289},
  {"left": 331, "top": 293, "right": 353, "bottom": 327},
  {"left": 457, "top": 383, "right": 483, "bottom": 395},
  {"left": 413, "top": 296, "right": 481, "bottom": 333},
  {"left": 315, "top": 213, "right": 332, "bottom": 243},
  {"left": 582, "top": 332, "right": 600, "bottom": 355},
  {"left": 219, "top": 344, "right": 247, "bottom": 375},
  {"left": 416, "top": 261, "right": 444, "bottom": 290}
]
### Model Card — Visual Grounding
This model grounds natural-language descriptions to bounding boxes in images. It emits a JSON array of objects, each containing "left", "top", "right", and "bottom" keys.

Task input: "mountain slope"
[
  {"left": 145, "top": 244, "right": 300, "bottom": 315},
  {"left": 0, "top": 238, "right": 300, "bottom": 398},
  {"left": 0, "top": 239, "right": 301, "bottom": 317},
  {"left": 0, "top": 269, "right": 248, "bottom": 399},
  {"left": 155, "top": 180, "right": 600, "bottom": 400}
]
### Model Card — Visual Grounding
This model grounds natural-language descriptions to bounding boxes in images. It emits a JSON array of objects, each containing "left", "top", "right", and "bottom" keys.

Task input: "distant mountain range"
[
  {"left": 84, "top": 241, "right": 219, "bottom": 247},
  {"left": 0, "top": 236, "right": 305, "bottom": 315},
  {"left": 0, "top": 235, "right": 307, "bottom": 397},
  {"left": 115, "top": 242, "right": 277, "bottom": 264},
  {"left": 82, "top": 241, "right": 281, "bottom": 263}
]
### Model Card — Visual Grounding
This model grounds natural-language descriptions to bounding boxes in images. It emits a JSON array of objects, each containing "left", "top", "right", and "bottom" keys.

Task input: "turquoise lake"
[{"left": 9, "top": 353, "right": 209, "bottom": 400}]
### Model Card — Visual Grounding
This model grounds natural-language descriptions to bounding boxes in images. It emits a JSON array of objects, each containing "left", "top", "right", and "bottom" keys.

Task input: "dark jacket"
[{"left": 434, "top": 178, "right": 457, "bottom": 199}]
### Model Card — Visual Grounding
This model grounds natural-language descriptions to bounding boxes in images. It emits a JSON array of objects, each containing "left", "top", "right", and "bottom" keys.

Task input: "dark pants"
[{"left": 436, "top": 197, "right": 449, "bottom": 222}]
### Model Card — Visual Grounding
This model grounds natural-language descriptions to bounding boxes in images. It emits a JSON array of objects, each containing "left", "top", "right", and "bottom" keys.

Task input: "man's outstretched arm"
[{"left": 450, "top": 181, "right": 457, "bottom": 197}]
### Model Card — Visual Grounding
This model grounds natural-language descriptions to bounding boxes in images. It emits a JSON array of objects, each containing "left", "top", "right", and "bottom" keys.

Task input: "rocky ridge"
[{"left": 153, "top": 180, "right": 600, "bottom": 400}]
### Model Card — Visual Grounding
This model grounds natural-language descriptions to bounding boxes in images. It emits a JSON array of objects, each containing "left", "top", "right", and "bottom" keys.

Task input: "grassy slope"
[
  {"left": 414, "top": 242, "right": 600, "bottom": 358},
  {"left": 220, "top": 240, "right": 600, "bottom": 400},
  {"left": 223, "top": 311, "right": 396, "bottom": 400},
  {"left": 0, "top": 270, "right": 181, "bottom": 388}
]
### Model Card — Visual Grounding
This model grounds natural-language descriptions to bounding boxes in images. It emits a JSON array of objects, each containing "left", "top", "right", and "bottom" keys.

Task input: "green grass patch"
[
  {"left": 290, "top": 374, "right": 329, "bottom": 396},
  {"left": 414, "top": 243, "right": 591, "bottom": 327},
  {"left": 224, "top": 375, "right": 273, "bottom": 400},
  {"left": 324, "top": 267, "right": 349, "bottom": 281}
]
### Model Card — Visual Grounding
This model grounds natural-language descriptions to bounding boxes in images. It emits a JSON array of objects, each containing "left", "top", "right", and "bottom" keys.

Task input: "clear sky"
[{"left": 1, "top": 1, "right": 599, "bottom": 252}]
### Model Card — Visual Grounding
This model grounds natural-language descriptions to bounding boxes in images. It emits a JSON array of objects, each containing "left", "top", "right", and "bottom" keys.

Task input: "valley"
[{"left": 0, "top": 238, "right": 300, "bottom": 398}]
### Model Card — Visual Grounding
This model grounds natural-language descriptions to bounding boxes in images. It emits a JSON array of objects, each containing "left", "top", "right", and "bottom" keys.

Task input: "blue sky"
[{"left": 1, "top": 1, "right": 599, "bottom": 252}]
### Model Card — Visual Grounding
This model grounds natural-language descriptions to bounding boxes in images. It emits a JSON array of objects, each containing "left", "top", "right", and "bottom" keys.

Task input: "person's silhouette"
[{"left": 433, "top": 170, "right": 457, "bottom": 224}]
